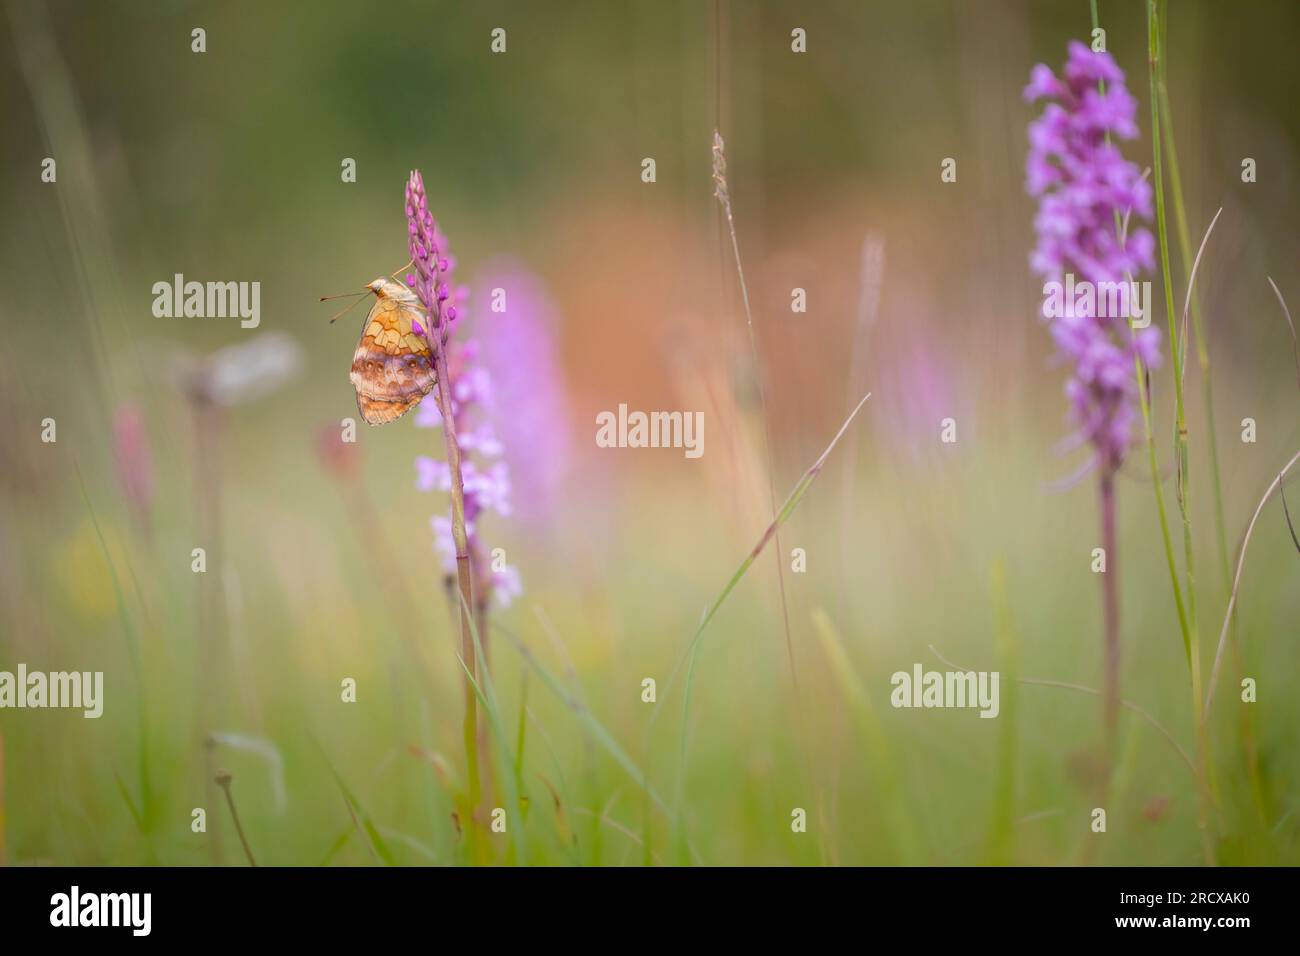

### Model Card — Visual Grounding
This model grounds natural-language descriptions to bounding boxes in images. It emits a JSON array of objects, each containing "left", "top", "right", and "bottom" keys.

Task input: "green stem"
[
  {"left": 1160, "top": 69, "right": 1228, "bottom": 586},
  {"left": 1148, "top": 0, "right": 1214, "bottom": 865},
  {"left": 1155, "top": 15, "right": 1238, "bottom": 822},
  {"left": 1148, "top": 0, "right": 1196, "bottom": 652},
  {"left": 1134, "top": 354, "right": 1188, "bottom": 647},
  {"left": 1094, "top": 1, "right": 1191, "bottom": 660}
]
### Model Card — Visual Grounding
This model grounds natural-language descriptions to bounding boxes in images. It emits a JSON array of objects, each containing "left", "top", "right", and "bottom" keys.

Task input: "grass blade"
[
  {"left": 1267, "top": 276, "right": 1300, "bottom": 394},
  {"left": 76, "top": 465, "right": 153, "bottom": 836},
  {"left": 318, "top": 753, "right": 396, "bottom": 866},
  {"left": 811, "top": 609, "right": 920, "bottom": 864},
  {"left": 1282, "top": 484, "right": 1300, "bottom": 556},
  {"left": 1205, "top": 448, "right": 1300, "bottom": 720},
  {"left": 454, "top": 590, "right": 528, "bottom": 866},
  {"left": 497, "top": 624, "right": 698, "bottom": 863},
  {"left": 712, "top": 129, "right": 798, "bottom": 689},
  {"left": 651, "top": 392, "right": 873, "bottom": 736}
]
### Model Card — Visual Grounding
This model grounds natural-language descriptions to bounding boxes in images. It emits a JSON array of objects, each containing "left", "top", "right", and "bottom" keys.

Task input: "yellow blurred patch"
[{"left": 52, "top": 518, "right": 132, "bottom": 621}]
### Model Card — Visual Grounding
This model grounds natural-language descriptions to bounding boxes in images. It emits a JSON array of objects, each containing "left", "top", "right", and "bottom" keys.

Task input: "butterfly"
[{"left": 341, "top": 277, "right": 438, "bottom": 425}]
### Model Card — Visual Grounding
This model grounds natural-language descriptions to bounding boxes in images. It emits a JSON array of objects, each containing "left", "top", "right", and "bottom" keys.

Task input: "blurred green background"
[{"left": 1, "top": 0, "right": 1298, "bottom": 866}]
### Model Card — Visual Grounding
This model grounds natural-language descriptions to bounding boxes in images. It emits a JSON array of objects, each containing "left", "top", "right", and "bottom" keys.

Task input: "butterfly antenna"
[{"left": 321, "top": 290, "right": 370, "bottom": 324}]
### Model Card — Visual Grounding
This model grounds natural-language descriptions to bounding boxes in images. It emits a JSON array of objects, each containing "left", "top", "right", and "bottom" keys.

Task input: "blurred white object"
[{"left": 175, "top": 332, "right": 304, "bottom": 407}]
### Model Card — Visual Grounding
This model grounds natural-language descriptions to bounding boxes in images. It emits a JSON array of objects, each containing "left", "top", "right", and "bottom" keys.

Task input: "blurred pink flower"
[
  {"left": 872, "top": 333, "right": 958, "bottom": 464},
  {"left": 112, "top": 402, "right": 154, "bottom": 530},
  {"left": 470, "top": 258, "right": 572, "bottom": 527},
  {"left": 316, "top": 422, "right": 361, "bottom": 482}
]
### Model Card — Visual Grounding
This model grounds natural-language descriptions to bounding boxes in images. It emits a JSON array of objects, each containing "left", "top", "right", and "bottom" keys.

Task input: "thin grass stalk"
[
  {"left": 1127, "top": 294, "right": 1192, "bottom": 696},
  {"left": 1157, "top": 67, "right": 1231, "bottom": 599},
  {"left": 1133, "top": 355, "right": 1189, "bottom": 641},
  {"left": 1269, "top": 277, "right": 1300, "bottom": 394},
  {"left": 929, "top": 646, "right": 1195, "bottom": 779},
  {"left": 320, "top": 753, "right": 397, "bottom": 865},
  {"left": 711, "top": 132, "right": 798, "bottom": 691},
  {"left": 1096, "top": 0, "right": 1190, "bottom": 669},
  {"left": 711, "top": 130, "right": 827, "bottom": 859},
  {"left": 1158, "top": 38, "right": 1239, "bottom": 818},
  {"left": 640, "top": 392, "right": 871, "bottom": 861},
  {"left": 498, "top": 622, "right": 694, "bottom": 860},
  {"left": 1171, "top": 203, "right": 1229, "bottom": 816},
  {"left": 1148, "top": 0, "right": 1198, "bottom": 665},
  {"left": 474, "top": 586, "right": 496, "bottom": 824},
  {"left": 987, "top": 561, "right": 1018, "bottom": 865},
  {"left": 649, "top": 392, "right": 872, "bottom": 739},
  {"left": 215, "top": 770, "right": 257, "bottom": 867},
  {"left": 1223, "top": 276, "right": 1300, "bottom": 826},
  {"left": 1205, "top": 447, "right": 1300, "bottom": 720},
  {"left": 455, "top": 591, "right": 527, "bottom": 866},
  {"left": 1148, "top": 0, "right": 1214, "bottom": 864}
]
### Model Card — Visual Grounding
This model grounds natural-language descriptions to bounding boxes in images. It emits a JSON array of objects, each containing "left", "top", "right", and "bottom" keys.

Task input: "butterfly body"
[{"left": 349, "top": 277, "right": 437, "bottom": 425}]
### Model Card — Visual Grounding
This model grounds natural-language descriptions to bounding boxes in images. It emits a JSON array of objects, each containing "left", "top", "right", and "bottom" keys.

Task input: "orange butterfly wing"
[{"left": 349, "top": 297, "right": 437, "bottom": 425}]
